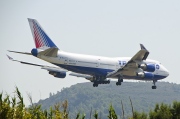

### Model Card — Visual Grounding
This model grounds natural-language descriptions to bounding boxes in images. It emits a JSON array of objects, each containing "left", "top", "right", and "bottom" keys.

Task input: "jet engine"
[
  {"left": 137, "top": 72, "right": 154, "bottom": 79},
  {"left": 49, "top": 71, "right": 66, "bottom": 78},
  {"left": 139, "top": 64, "right": 155, "bottom": 72}
]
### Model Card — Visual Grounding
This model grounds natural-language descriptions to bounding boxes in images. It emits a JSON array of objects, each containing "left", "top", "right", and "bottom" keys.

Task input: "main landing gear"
[
  {"left": 93, "top": 80, "right": 110, "bottom": 87},
  {"left": 93, "top": 83, "right": 98, "bottom": 87},
  {"left": 116, "top": 76, "right": 123, "bottom": 86},
  {"left": 152, "top": 80, "right": 157, "bottom": 89}
]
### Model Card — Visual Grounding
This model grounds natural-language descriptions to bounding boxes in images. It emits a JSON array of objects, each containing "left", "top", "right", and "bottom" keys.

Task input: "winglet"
[
  {"left": 140, "top": 44, "right": 147, "bottom": 50},
  {"left": 6, "top": 55, "right": 13, "bottom": 60},
  {"left": 140, "top": 44, "right": 149, "bottom": 60}
]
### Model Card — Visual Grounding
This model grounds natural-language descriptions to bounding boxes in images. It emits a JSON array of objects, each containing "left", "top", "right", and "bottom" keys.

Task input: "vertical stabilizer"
[{"left": 28, "top": 18, "right": 58, "bottom": 48}]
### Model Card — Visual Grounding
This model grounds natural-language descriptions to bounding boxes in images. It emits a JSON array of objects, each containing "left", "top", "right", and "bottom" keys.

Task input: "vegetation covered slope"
[{"left": 37, "top": 81, "right": 180, "bottom": 118}]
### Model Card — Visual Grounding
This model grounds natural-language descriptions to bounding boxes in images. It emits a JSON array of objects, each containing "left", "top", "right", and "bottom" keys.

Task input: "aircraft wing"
[
  {"left": 107, "top": 44, "right": 149, "bottom": 77},
  {"left": 7, "top": 55, "right": 67, "bottom": 73},
  {"left": 131, "top": 44, "right": 149, "bottom": 61}
]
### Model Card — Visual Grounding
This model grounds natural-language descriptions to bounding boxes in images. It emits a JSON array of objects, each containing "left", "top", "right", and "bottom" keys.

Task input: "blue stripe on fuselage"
[
  {"left": 123, "top": 75, "right": 166, "bottom": 80},
  {"left": 54, "top": 64, "right": 166, "bottom": 80},
  {"left": 53, "top": 63, "right": 114, "bottom": 76}
]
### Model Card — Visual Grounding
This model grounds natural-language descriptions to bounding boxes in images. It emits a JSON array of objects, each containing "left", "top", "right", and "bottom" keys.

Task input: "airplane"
[{"left": 7, "top": 18, "right": 169, "bottom": 89}]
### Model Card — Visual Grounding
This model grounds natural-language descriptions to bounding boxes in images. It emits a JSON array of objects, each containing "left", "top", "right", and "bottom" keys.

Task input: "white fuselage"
[{"left": 38, "top": 50, "right": 169, "bottom": 81}]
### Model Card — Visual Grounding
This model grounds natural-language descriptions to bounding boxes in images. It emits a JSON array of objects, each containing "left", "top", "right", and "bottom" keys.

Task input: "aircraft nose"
[
  {"left": 164, "top": 68, "right": 169, "bottom": 77},
  {"left": 161, "top": 65, "right": 169, "bottom": 77},
  {"left": 165, "top": 71, "right": 169, "bottom": 77}
]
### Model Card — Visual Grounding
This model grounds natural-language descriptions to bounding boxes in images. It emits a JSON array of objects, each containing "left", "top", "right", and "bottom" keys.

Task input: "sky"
[{"left": 0, "top": 0, "right": 180, "bottom": 105}]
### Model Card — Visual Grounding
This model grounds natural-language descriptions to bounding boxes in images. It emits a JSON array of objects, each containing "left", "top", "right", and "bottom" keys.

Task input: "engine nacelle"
[
  {"left": 49, "top": 71, "right": 66, "bottom": 78},
  {"left": 139, "top": 64, "right": 155, "bottom": 72},
  {"left": 137, "top": 72, "right": 154, "bottom": 79}
]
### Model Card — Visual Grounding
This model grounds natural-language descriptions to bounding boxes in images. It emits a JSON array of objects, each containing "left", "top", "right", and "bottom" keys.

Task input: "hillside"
[{"left": 37, "top": 81, "right": 180, "bottom": 118}]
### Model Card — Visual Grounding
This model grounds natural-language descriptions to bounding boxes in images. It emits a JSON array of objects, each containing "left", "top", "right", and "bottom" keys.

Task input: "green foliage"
[
  {"left": 1, "top": 83, "right": 180, "bottom": 119},
  {"left": 93, "top": 110, "right": 98, "bottom": 119},
  {"left": 129, "top": 111, "right": 148, "bottom": 119},
  {"left": 81, "top": 113, "right": 86, "bottom": 119},
  {"left": 75, "top": 112, "right": 86, "bottom": 119},
  {"left": 75, "top": 112, "right": 80, "bottom": 119},
  {"left": 0, "top": 87, "right": 70, "bottom": 119},
  {"left": 171, "top": 101, "right": 180, "bottom": 119},
  {"left": 108, "top": 104, "right": 117, "bottom": 119},
  {"left": 149, "top": 103, "right": 172, "bottom": 119},
  {"left": 149, "top": 101, "right": 180, "bottom": 119}
]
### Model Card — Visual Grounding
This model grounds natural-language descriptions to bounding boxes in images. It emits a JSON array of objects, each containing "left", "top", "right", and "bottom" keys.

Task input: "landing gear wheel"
[
  {"left": 117, "top": 76, "right": 123, "bottom": 86},
  {"left": 152, "top": 86, "right": 157, "bottom": 89},
  {"left": 120, "top": 79, "right": 123, "bottom": 82},
  {"left": 117, "top": 75, "right": 123, "bottom": 86},
  {"left": 152, "top": 80, "right": 157, "bottom": 89},
  {"left": 116, "top": 82, "right": 121, "bottom": 86},
  {"left": 93, "top": 83, "right": 98, "bottom": 87}
]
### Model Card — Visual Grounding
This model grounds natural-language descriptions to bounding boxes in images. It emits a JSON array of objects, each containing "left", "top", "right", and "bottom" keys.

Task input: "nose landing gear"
[{"left": 152, "top": 80, "right": 157, "bottom": 89}]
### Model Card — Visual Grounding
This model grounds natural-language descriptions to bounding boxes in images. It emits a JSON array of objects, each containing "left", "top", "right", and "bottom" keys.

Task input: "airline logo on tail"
[{"left": 28, "top": 18, "right": 57, "bottom": 48}]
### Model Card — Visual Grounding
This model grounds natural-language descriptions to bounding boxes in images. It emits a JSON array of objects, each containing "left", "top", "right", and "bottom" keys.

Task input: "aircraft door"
[
  {"left": 64, "top": 57, "right": 68, "bottom": 65},
  {"left": 116, "top": 62, "right": 119, "bottom": 70},
  {"left": 96, "top": 59, "right": 100, "bottom": 67}
]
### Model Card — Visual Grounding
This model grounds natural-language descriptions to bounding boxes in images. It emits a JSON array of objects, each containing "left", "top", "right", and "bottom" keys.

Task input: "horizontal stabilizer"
[
  {"left": 8, "top": 50, "right": 32, "bottom": 55},
  {"left": 38, "top": 47, "right": 58, "bottom": 57}
]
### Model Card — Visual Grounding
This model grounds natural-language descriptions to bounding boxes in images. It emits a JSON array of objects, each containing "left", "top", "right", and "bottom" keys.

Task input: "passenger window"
[
  {"left": 118, "top": 61, "right": 126, "bottom": 66},
  {"left": 118, "top": 61, "right": 121, "bottom": 65},
  {"left": 122, "top": 61, "right": 126, "bottom": 65}
]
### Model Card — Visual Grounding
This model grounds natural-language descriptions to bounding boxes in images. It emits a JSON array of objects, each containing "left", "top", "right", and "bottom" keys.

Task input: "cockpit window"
[{"left": 156, "top": 65, "right": 160, "bottom": 69}]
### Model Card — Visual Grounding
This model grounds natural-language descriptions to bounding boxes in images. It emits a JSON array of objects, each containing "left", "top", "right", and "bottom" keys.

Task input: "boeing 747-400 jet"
[{"left": 7, "top": 18, "right": 169, "bottom": 89}]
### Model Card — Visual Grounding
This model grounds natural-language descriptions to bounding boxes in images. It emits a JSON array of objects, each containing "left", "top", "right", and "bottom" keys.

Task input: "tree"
[
  {"left": 93, "top": 110, "right": 98, "bottom": 119},
  {"left": 129, "top": 111, "right": 147, "bottom": 119},
  {"left": 171, "top": 101, "right": 180, "bottom": 119},
  {"left": 149, "top": 103, "right": 172, "bottom": 119},
  {"left": 107, "top": 104, "right": 117, "bottom": 119}
]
